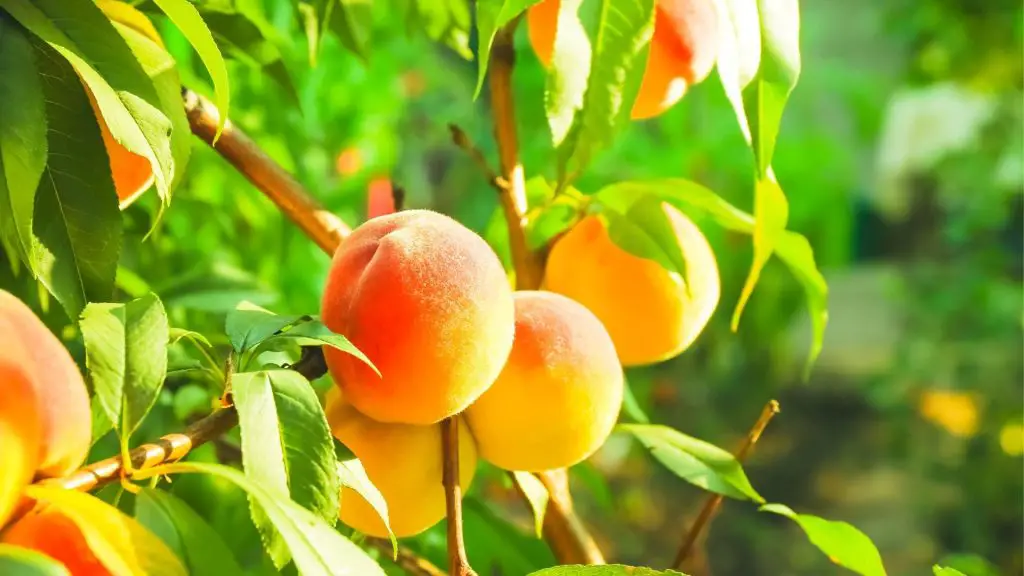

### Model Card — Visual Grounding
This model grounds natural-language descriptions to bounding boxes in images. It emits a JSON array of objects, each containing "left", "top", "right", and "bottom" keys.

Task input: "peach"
[
  {"left": 1, "top": 505, "right": 110, "bottom": 575},
  {"left": 542, "top": 203, "right": 720, "bottom": 366},
  {"left": 464, "top": 291, "right": 624, "bottom": 472},
  {"left": 526, "top": 0, "right": 718, "bottom": 119},
  {"left": 324, "top": 388, "right": 477, "bottom": 538},
  {"left": 0, "top": 346, "right": 42, "bottom": 529},
  {"left": 320, "top": 210, "right": 515, "bottom": 425},
  {"left": 0, "top": 291, "right": 91, "bottom": 478}
]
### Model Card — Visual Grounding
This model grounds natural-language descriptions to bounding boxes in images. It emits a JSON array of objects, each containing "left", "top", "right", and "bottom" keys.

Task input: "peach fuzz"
[
  {"left": 324, "top": 388, "right": 477, "bottom": 538},
  {"left": 320, "top": 210, "right": 515, "bottom": 425},
  {"left": 543, "top": 204, "right": 720, "bottom": 366},
  {"left": 526, "top": 0, "right": 719, "bottom": 120},
  {"left": 0, "top": 290, "right": 91, "bottom": 478},
  {"left": 465, "top": 291, "right": 624, "bottom": 472}
]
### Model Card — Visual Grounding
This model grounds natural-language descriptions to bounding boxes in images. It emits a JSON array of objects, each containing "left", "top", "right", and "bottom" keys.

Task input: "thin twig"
[
  {"left": 183, "top": 88, "right": 351, "bottom": 254},
  {"left": 448, "top": 124, "right": 510, "bottom": 193},
  {"left": 673, "top": 400, "right": 781, "bottom": 570},
  {"left": 367, "top": 538, "right": 447, "bottom": 576},
  {"left": 43, "top": 348, "right": 329, "bottom": 493},
  {"left": 487, "top": 17, "right": 542, "bottom": 291},
  {"left": 534, "top": 470, "right": 606, "bottom": 565},
  {"left": 441, "top": 417, "right": 476, "bottom": 576}
]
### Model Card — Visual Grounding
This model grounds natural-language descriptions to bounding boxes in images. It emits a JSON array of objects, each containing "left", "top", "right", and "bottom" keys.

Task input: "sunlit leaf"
[
  {"left": 732, "top": 173, "right": 788, "bottom": 332},
  {"left": 760, "top": 503, "right": 887, "bottom": 576},
  {"left": 0, "top": 17, "right": 46, "bottom": 270},
  {"left": 474, "top": 0, "right": 542, "bottom": 98},
  {"left": 259, "top": 320, "right": 379, "bottom": 376},
  {"left": 337, "top": 459, "right": 396, "bottom": 553},
  {"left": 135, "top": 489, "right": 244, "bottom": 576},
  {"left": 527, "top": 565, "right": 687, "bottom": 575},
  {"left": 150, "top": 0, "right": 231, "bottom": 140},
  {"left": 232, "top": 370, "right": 341, "bottom": 568},
  {"left": 225, "top": 300, "right": 307, "bottom": 354},
  {"left": 134, "top": 461, "right": 386, "bottom": 576},
  {"left": 619, "top": 424, "right": 763, "bottom": 502},
  {"left": 80, "top": 293, "right": 169, "bottom": 442},
  {"left": 0, "top": 544, "right": 70, "bottom": 576},
  {"left": 933, "top": 568, "right": 967, "bottom": 576},
  {"left": 512, "top": 471, "right": 549, "bottom": 538},
  {"left": 22, "top": 485, "right": 187, "bottom": 576},
  {"left": 329, "top": 0, "right": 374, "bottom": 62}
]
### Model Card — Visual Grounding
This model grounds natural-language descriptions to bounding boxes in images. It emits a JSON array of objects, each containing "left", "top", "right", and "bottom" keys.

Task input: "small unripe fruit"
[
  {"left": 543, "top": 203, "right": 720, "bottom": 366},
  {"left": 321, "top": 210, "right": 515, "bottom": 425},
  {"left": 324, "top": 388, "right": 477, "bottom": 538},
  {"left": 465, "top": 291, "right": 624, "bottom": 472}
]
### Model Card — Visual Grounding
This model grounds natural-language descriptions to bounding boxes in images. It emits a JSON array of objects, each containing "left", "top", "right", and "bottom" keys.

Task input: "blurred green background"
[{"left": 2, "top": 0, "right": 1020, "bottom": 574}]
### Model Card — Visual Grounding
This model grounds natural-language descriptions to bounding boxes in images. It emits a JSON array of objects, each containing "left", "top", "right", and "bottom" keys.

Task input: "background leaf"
[
  {"left": 761, "top": 503, "right": 887, "bottom": 576},
  {"left": 473, "top": 0, "right": 541, "bottom": 98},
  {"left": 225, "top": 300, "right": 306, "bottom": 354},
  {"left": 329, "top": 0, "right": 374, "bottom": 63},
  {"left": 232, "top": 370, "right": 341, "bottom": 567},
  {"left": 337, "top": 459, "right": 396, "bottom": 552},
  {"left": 527, "top": 564, "right": 688, "bottom": 575},
  {"left": 619, "top": 424, "right": 763, "bottom": 502},
  {"left": 80, "top": 293, "right": 169, "bottom": 440},
  {"left": 0, "top": 545, "right": 70, "bottom": 576},
  {"left": 933, "top": 568, "right": 967, "bottom": 576},
  {"left": 134, "top": 489, "right": 245, "bottom": 576},
  {"left": 137, "top": 462, "right": 386, "bottom": 576},
  {"left": 258, "top": 320, "right": 378, "bottom": 375}
]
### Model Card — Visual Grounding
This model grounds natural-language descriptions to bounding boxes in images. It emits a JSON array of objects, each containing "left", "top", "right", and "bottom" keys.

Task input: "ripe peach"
[
  {"left": 542, "top": 203, "right": 720, "bottom": 366},
  {"left": 0, "top": 348, "right": 42, "bottom": 529},
  {"left": 0, "top": 290, "right": 91, "bottom": 478},
  {"left": 526, "top": 0, "right": 718, "bottom": 119},
  {"left": 1, "top": 505, "right": 109, "bottom": 575},
  {"left": 324, "top": 388, "right": 478, "bottom": 538},
  {"left": 464, "top": 291, "right": 624, "bottom": 472},
  {"left": 320, "top": 210, "right": 515, "bottom": 425}
]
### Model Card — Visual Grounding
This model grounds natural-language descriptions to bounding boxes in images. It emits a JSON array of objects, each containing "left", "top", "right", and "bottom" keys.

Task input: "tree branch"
[
  {"left": 673, "top": 400, "right": 781, "bottom": 570},
  {"left": 534, "top": 470, "right": 606, "bottom": 565},
  {"left": 44, "top": 348, "right": 329, "bottom": 493},
  {"left": 182, "top": 88, "right": 351, "bottom": 254},
  {"left": 441, "top": 417, "right": 476, "bottom": 576},
  {"left": 367, "top": 538, "right": 447, "bottom": 576},
  {"left": 488, "top": 18, "right": 542, "bottom": 291}
]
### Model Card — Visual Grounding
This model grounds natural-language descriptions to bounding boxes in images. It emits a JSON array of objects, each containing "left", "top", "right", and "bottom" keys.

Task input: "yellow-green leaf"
[
  {"left": 512, "top": 471, "right": 549, "bottom": 538},
  {"left": 732, "top": 173, "right": 789, "bottom": 331}
]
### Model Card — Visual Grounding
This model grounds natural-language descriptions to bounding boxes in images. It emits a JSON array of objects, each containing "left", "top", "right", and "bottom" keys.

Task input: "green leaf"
[
  {"left": 3, "top": 0, "right": 176, "bottom": 207},
  {"left": 169, "top": 327, "right": 212, "bottom": 349},
  {"left": 620, "top": 375, "right": 650, "bottom": 424},
  {"left": 760, "top": 503, "right": 886, "bottom": 576},
  {"left": 337, "top": 459, "right": 396, "bottom": 554},
  {"left": 732, "top": 173, "right": 788, "bottom": 332},
  {"left": 259, "top": 320, "right": 379, "bottom": 376},
  {"left": 473, "top": 0, "right": 541, "bottom": 99},
  {"left": 135, "top": 461, "right": 386, "bottom": 576},
  {"left": 406, "top": 0, "right": 472, "bottom": 60},
  {"left": 90, "top": 396, "right": 115, "bottom": 446},
  {"left": 511, "top": 471, "right": 549, "bottom": 538},
  {"left": 0, "top": 544, "right": 70, "bottom": 576},
  {"left": 551, "top": 0, "right": 656, "bottom": 189},
  {"left": 232, "top": 370, "right": 341, "bottom": 568},
  {"left": 933, "top": 553, "right": 1001, "bottom": 576},
  {"left": 527, "top": 565, "right": 688, "bottom": 575},
  {"left": 0, "top": 16, "right": 47, "bottom": 269},
  {"left": 594, "top": 179, "right": 827, "bottom": 376},
  {"left": 150, "top": 0, "right": 230, "bottom": 141},
  {"left": 934, "top": 568, "right": 967, "bottom": 576},
  {"left": 25, "top": 36, "right": 122, "bottom": 319},
  {"left": 80, "top": 293, "right": 169, "bottom": 441},
  {"left": 545, "top": 0, "right": 589, "bottom": 146},
  {"left": 459, "top": 497, "right": 557, "bottom": 574},
  {"left": 619, "top": 424, "right": 763, "bottom": 502},
  {"left": 225, "top": 300, "right": 307, "bottom": 354},
  {"left": 135, "top": 489, "right": 245, "bottom": 576},
  {"left": 329, "top": 0, "right": 374, "bottom": 62},
  {"left": 524, "top": 186, "right": 587, "bottom": 251}
]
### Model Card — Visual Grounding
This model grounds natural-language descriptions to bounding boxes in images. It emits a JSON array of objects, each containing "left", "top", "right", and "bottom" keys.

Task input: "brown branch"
[
  {"left": 673, "top": 400, "right": 781, "bottom": 571},
  {"left": 487, "top": 18, "right": 542, "bottom": 291},
  {"left": 534, "top": 470, "right": 606, "bottom": 565},
  {"left": 441, "top": 417, "right": 476, "bottom": 576},
  {"left": 367, "top": 538, "right": 447, "bottom": 576},
  {"left": 42, "top": 348, "right": 329, "bottom": 493},
  {"left": 448, "top": 124, "right": 510, "bottom": 194},
  {"left": 183, "top": 88, "right": 350, "bottom": 254}
]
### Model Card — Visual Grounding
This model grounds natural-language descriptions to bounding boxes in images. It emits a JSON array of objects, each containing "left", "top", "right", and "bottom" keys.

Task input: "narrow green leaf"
[
  {"left": 774, "top": 230, "right": 828, "bottom": 377},
  {"left": 933, "top": 568, "right": 967, "bottom": 576},
  {"left": 225, "top": 300, "right": 307, "bottom": 354},
  {"left": 169, "top": 327, "right": 212, "bottom": 349},
  {"left": 337, "top": 459, "right": 396, "bottom": 554},
  {"left": 3, "top": 0, "right": 176, "bottom": 207},
  {"left": 732, "top": 173, "right": 789, "bottom": 331},
  {"left": 233, "top": 370, "right": 342, "bottom": 568},
  {"left": 761, "top": 503, "right": 887, "bottom": 576},
  {"left": 329, "top": 0, "right": 374, "bottom": 62},
  {"left": 552, "top": 0, "right": 656, "bottom": 189},
  {"left": 620, "top": 375, "right": 650, "bottom": 424},
  {"left": 135, "top": 461, "right": 386, "bottom": 576},
  {"left": 135, "top": 488, "right": 245, "bottom": 576},
  {"left": 474, "top": 0, "right": 542, "bottom": 99},
  {"left": 0, "top": 17, "right": 46, "bottom": 268},
  {"left": 201, "top": 5, "right": 298, "bottom": 104},
  {"left": 619, "top": 424, "right": 763, "bottom": 503},
  {"left": 545, "top": 0, "right": 589, "bottom": 146},
  {"left": 527, "top": 565, "right": 688, "bottom": 575},
  {"left": 26, "top": 37, "right": 122, "bottom": 319},
  {"left": 524, "top": 187, "right": 586, "bottom": 251},
  {"left": 151, "top": 0, "right": 231, "bottom": 140},
  {"left": 512, "top": 471, "right": 549, "bottom": 538},
  {"left": 80, "top": 293, "right": 169, "bottom": 440},
  {"left": 90, "top": 396, "right": 115, "bottom": 446},
  {"left": 459, "top": 497, "right": 557, "bottom": 574},
  {"left": 0, "top": 545, "right": 70, "bottom": 576},
  {"left": 260, "top": 320, "right": 379, "bottom": 376}
]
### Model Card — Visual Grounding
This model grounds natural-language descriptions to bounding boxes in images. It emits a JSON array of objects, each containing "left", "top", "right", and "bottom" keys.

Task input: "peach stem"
[
  {"left": 673, "top": 400, "right": 781, "bottom": 570},
  {"left": 442, "top": 417, "right": 477, "bottom": 575}
]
